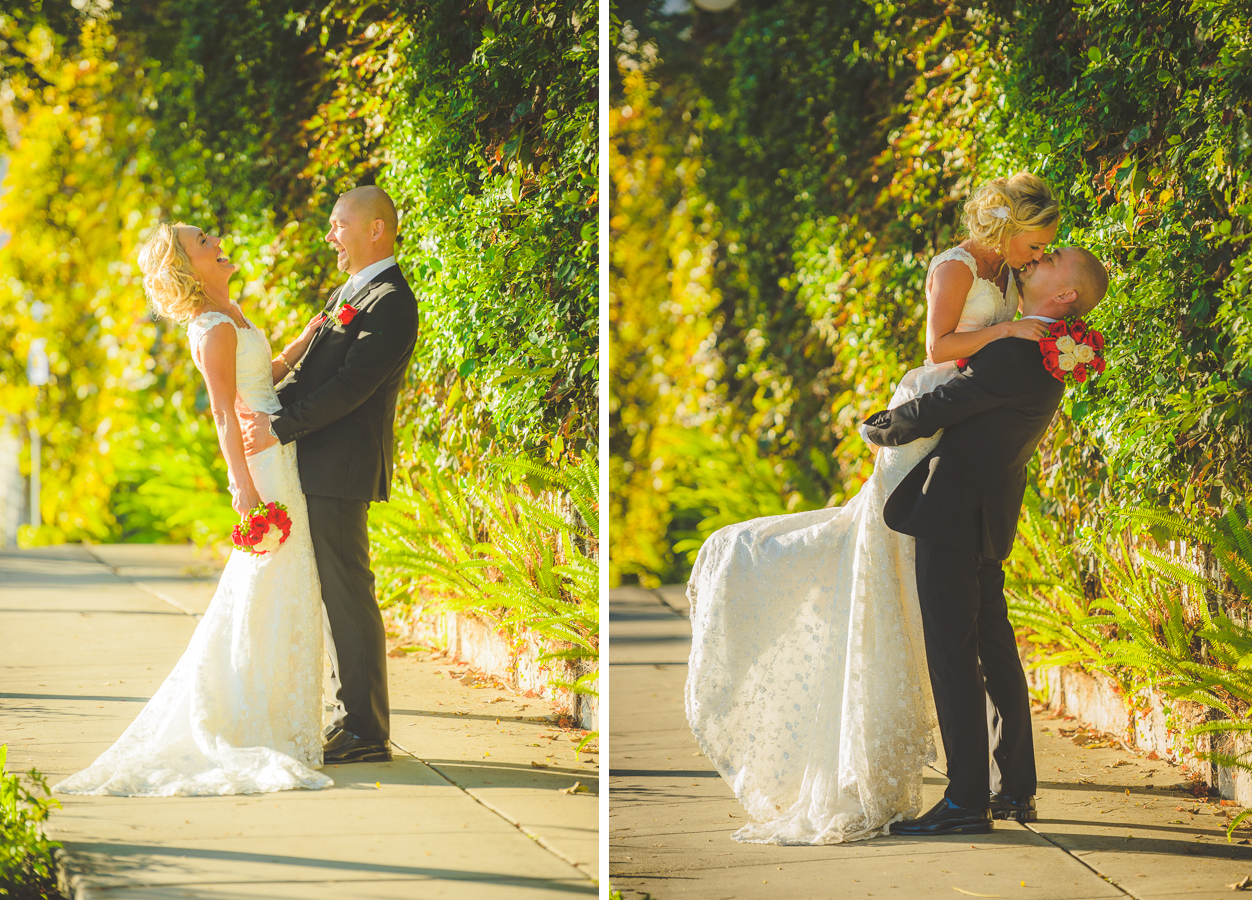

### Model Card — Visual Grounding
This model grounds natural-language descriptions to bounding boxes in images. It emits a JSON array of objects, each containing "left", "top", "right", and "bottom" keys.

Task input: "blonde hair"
[
  {"left": 137, "top": 222, "right": 208, "bottom": 322},
  {"left": 962, "top": 172, "right": 1060, "bottom": 255}
]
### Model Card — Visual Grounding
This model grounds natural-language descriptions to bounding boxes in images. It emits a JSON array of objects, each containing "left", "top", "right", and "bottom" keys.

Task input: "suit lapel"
[
  {"left": 304, "top": 283, "right": 349, "bottom": 362},
  {"left": 302, "top": 266, "right": 397, "bottom": 365}
]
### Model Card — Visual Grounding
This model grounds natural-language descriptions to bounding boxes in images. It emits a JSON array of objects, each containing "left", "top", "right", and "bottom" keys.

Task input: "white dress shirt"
[{"left": 340, "top": 255, "right": 398, "bottom": 306}]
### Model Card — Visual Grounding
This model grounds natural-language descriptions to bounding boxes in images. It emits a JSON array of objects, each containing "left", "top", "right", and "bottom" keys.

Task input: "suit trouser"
[
  {"left": 915, "top": 537, "right": 1035, "bottom": 807},
  {"left": 306, "top": 494, "right": 390, "bottom": 742}
]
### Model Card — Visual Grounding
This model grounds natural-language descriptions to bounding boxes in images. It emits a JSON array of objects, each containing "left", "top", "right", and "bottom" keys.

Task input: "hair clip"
[{"left": 989, "top": 206, "right": 1010, "bottom": 219}]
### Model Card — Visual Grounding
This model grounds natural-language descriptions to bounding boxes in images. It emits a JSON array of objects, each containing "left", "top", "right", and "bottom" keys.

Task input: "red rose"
[
  {"left": 956, "top": 357, "right": 969, "bottom": 369},
  {"left": 1072, "top": 363, "right": 1088, "bottom": 382},
  {"left": 1092, "top": 356, "right": 1107, "bottom": 374},
  {"left": 249, "top": 514, "right": 268, "bottom": 531},
  {"left": 1048, "top": 321, "right": 1068, "bottom": 337},
  {"left": 1070, "top": 319, "right": 1088, "bottom": 342},
  {"left": 231, "top": 524, "right": 245, "bottom": 544},
  {"left": 1088, "top": 330, "right": 1105, "bottom": 352},
  {"left": 337, "top": 303, "right": 360, "bottom": 325}
]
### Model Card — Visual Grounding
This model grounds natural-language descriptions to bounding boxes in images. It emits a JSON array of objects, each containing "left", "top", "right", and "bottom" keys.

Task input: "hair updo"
[
  {"left": 962, "top": 172, "right": 1060, "bottom": 254},
  {"left": 136, "top": 222, "right": 208, "bottom": 323}
]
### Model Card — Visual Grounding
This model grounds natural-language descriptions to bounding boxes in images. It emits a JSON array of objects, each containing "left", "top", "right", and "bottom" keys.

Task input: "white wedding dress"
[
  {"left": 56, "top": 308, "right": 332, "bottom": 797},
  {"left": 686, "top": 247, "right": 1019, "bottom": 843}
]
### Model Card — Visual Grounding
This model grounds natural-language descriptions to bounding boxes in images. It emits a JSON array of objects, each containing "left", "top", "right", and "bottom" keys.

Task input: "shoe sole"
[
  {"left": 991, "top": 810, "right": 1037, "bottom": 823},
  {"left": 891, "top": 821, "right": 994, "bottom": 836},
  {"left": 325, "top": 751, "right": 393, "bottom": 764}
]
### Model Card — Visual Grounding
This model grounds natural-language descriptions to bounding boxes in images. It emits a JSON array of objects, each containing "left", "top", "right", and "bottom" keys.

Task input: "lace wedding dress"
[
  {"left": 686, "top": 247, "right": 1018, "bottom": 843},
  {"left": 55, "top": 308, "right": 331, "bottom": 797}
]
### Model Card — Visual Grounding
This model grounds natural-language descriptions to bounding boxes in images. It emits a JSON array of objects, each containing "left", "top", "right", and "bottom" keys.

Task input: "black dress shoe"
[
  {"left": 322, "top": 728, "right": 392, "bottom": 764},
  {"left": 889, "top": 798, "right": 993, "bottom": 836},
  {"left": 989, "top": 792, "right": 1037, "bottom": 823}
]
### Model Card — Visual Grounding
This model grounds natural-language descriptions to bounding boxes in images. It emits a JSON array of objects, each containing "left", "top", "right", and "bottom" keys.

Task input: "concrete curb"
[
  {"left": 383, "top": 603, "right": 598, "bottom": 732},
  {"left": 1026, "top": 660, "right": 1252, "bottom": 805}
]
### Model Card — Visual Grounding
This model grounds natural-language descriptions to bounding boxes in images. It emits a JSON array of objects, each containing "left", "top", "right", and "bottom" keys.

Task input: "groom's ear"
[{"left": 1053, "top": 287, "right": 1079, "bottom": 312}]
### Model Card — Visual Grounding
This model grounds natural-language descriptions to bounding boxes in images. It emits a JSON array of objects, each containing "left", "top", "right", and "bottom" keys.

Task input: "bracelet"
[{"left": 277, "top": 352, "right": 293, "bottom": 375}]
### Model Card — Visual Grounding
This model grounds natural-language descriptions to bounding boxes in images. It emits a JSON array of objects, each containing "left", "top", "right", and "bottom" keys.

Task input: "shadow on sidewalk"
[{"left": 62, "top": 841, "right": 598, "bottom": 895}]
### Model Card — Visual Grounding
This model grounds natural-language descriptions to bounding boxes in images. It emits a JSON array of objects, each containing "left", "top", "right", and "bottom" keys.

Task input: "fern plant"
[
  {"left": 0, "top": 744, "right": 62, "bottom": 900},
  {"left": 1005, "top": 490, "right": 1112, "bottom": 672},
  {"left": 1009, "top": 494, "right": 1252, "bottom": 839},
  {"left": 369, "top": 447, "right": 599, "bottom": 749}
]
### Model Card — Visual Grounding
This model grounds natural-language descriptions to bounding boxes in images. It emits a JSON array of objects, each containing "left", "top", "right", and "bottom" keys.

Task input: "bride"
[
  {"left": 685, "top": 172, "right": 1060, "bottom": 844},
  {"left": 56, "top": 223, "right": 332, "bottom": 796}
]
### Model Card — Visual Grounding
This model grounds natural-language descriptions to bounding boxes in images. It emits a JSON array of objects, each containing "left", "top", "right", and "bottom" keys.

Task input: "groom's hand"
[
  {"left": 236, "top": 401, "right": 279, "bottom": 457},
  {"left": 860, "top": 410, "right": 892, "bottom": 449}
]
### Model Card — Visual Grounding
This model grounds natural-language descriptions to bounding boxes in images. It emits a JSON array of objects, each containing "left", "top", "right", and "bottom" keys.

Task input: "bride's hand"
[
  {"left": 302, "top": 312, "right": 328, "bottom": 338},
  {"left": 231, "top": 482, "right": 262, "bottom": 518},
  {"left": 1001, "top": 319, "right": 1050, "bottom": 342}
]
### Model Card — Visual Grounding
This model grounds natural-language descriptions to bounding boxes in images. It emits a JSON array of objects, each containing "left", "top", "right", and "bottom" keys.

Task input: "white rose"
[
  {"left": 1073, "top": 343, "right": 1095, "bottom": 363},
  {"left": 254, "top": 528, "right": 283, "bottom": 554},
  {"left": 1055, "top": 335, "right": 1077, "bottom": 354},
  {"left": 1056, "top": 353, "right": 1077, "bottom": 371}
]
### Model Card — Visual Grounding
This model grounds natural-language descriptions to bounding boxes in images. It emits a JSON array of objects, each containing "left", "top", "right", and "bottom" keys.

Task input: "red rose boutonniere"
[
  {"left": 1039, "top": 318, "right": 1106, "bottom": 384},
  {"left": 336, "top": 303, "right": 360, "bottom": 326}
]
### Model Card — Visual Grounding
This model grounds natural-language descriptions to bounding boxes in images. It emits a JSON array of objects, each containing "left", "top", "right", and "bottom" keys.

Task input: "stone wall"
[
  {"left": 383, "top": 602, "right": 598, "bottom": 732},
  {"left": 0, "top": 421, "right": 22, "bottom": 546},
  {"left": 1027, "top": 662, "right": 1252, "bottom": 805}
]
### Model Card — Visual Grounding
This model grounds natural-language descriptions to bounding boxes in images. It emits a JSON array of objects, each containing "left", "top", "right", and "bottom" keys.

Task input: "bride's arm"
[
  {"left": 925, "top": 262, "right": 1048, "bottom": 364},
  {"left": 270, "top": 313, "right": 325, "bottom": 384},
  {"left": 200, "top": 324, "right": 263, "bottom": 516}
]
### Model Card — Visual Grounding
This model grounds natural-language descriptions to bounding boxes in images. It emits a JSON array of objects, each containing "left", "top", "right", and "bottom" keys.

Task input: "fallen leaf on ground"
[
  {"left": 530, "top": 761, "right": 549, "bottom": 768},
  {"left": 1229, "top": 875, "right": 1252, "bottom": 890},
  {"left": 952, "top": 888, "right": 1000, "bottom": 898},
  {"left": 560, "top": 781, "right": 590, "bottom": 794}
]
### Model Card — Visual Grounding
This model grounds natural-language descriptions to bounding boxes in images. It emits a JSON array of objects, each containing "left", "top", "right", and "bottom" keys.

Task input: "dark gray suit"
[
  {"left": 863, "top": 337, "right": 1063, "bottom": 807},
  {"left": 272, "top": 264, "right": 419, "bottom": 743}
]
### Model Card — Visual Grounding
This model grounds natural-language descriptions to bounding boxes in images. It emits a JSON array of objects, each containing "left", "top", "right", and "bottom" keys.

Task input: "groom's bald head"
[
  {"left": 1019, "top": 246, "right": 1109, "bottom": 319},
  {"left": 326, "top": 185, "right": 398, "bottom": 274},
  {"left": 338, "top": 185, "right": 398, "bottom": 239}
]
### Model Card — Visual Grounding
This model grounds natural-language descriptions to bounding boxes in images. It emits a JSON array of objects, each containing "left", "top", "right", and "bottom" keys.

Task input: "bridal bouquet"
[
  {"left": 231, "top": 501, "right": 293, "bottom": 555},
  {"left": 1040, "top": 318, "right": 1105, "bottom": 383}
]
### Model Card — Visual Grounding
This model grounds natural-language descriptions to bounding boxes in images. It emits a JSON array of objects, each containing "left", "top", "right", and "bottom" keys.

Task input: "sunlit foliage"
[
  {"left": 611, "top": 0, "right": 1252, "bottom": 586},
  {"left": 0, "top": 0, "right": 597, "bottom": 543}
]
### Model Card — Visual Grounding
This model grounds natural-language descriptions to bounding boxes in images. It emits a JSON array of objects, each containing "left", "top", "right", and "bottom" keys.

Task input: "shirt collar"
[
  {"left": 345, "top": 255, "right": 398, "bottom": 299},
  {"left": 1021, "top": 314, "right": 1059, "bottom": 323}
]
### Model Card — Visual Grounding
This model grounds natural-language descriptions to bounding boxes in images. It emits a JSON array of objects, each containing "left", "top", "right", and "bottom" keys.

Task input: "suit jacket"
[
  {"left": 272, "top": 264, "right": 418, "bottom": 502},
  {"left": 861, "top": 337, "right": 1064, "bottom": 560}
]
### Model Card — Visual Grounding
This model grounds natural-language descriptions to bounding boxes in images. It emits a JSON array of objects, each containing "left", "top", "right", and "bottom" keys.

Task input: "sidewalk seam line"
[
  {"left": 1020, "top": 822, "right": 1139, "bottom": 899},
  {"left": 78, "top": 544, "right": 202, "bottom": 619},
  {"left": 647, "top": 589, "right": 687, "bottom": 618},
  {"left": 388, "top": 737, "right": 597, "bottom": 883}
]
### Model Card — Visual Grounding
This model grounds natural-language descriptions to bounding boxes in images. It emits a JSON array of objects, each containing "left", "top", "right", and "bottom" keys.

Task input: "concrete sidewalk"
[
  {"left": 0, "top": 544, "right": 597, "bottom": 899},
  {"left": 609, "top": 585, "right": 1252, "bottom": 899}
]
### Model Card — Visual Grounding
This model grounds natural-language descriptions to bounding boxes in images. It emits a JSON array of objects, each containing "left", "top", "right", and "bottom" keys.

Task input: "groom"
[
  {"left": 862, "top": 246, "right": 1109, "bottom": 835},
  {"left": 240, "top": 184, "right": 419, "bottom": 764}
]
